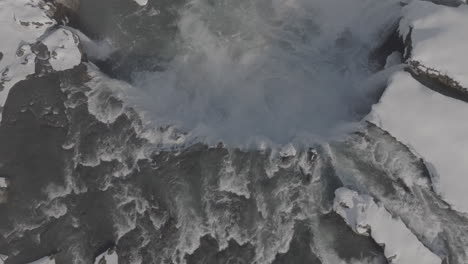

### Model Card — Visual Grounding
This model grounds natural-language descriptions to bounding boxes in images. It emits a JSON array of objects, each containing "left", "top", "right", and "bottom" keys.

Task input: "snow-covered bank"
[
  {"left": 0, "top": 0, "right": 83, "bottom": 121},
  {"left": 399, "top": 0, "right": 468, "bottom": 90},
  {"left": 334, "top": 188, "right": 441, "bottom": 264},
  {"left": 0, "top": 0, "right": 56, "bottom": 117},
  {"left": 368, "top": 71, "right": 468, "bottom": 213}
]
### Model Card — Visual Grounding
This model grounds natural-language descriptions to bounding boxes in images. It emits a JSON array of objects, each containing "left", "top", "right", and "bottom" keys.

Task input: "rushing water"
[
  {"left": 80, "top": 0, "right": 401, "bottom": 145},
  {"left": 3, "top": 1, "right": 468, "bottom": 264}
]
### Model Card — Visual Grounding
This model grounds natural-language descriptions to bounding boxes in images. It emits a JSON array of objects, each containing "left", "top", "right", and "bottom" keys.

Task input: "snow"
[
  {"left": 42, "top": 28, "right": 82, "bottom": 71},
  {"left": 0, "top": 178, "right": 7, "bottom": 188},
  {"left": 399, "top": 0, "right": 468, "bottom": 89},
  {"left": 0, "top": 1, "right": 82, "bottom": 121},
  {"left": 334, "top": 188, "right": 441, "bottom": 264},
  {"left": 0, "top": 0, "right": 54, "bottom": 70},
  {"left": 27, "top": 256, "right": 55, "bottom": 264},
  {"left": 133, "top": 0, "right": 148, "bottom": 6},
  {"left": 384, "top": 51, "right": 402, "bottom": 69},
  {"left": 94, "top": 249, "right": 118, "bottom": 264},
  {"left": 0, "top": 44, "right": 36, "bottom": 103},
  {"left": 0, "top": 0, "right": 56, "bottom": 118},
  {"left": 368, "top": 71, "right": 468, "bottom": 213}
]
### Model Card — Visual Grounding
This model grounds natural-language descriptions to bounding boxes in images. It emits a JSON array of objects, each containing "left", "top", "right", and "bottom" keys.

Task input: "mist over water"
[{"left": 128, "top": 0, "right": 401, "bottom": 145}]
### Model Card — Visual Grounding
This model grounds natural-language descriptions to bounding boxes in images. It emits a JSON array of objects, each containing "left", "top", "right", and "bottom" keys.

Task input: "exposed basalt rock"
[
  {"left": 401, "top": 27, "right": 413, "bottom": 61},
  {"left": 406, "top": 60, "right": 468, "bottom": 103},
  {"left": 398, "top": 2, "right": 468, "bottom": 102},
  {"left": 427, "top": 0, "right": 465, "bottom": 7}
]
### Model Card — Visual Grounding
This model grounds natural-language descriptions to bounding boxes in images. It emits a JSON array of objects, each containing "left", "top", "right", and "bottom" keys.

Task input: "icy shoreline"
[{"left": 334, "top": 188, "right": 441, "bottom": 264}]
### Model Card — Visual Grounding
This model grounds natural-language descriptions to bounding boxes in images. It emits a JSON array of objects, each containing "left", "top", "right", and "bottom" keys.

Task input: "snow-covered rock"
[
  {"left": 368, "top": 71, "right": 468, "bottom": 213},
  {"left": 0, "top": 177, "right": 7, "bottom": 188},
  {"left": 94, "top": 249, "right": 118, "bottom": 264},
  {"left": 27, "top": 256, "right": 55, "bottom": 264},
  {"left": 133, "top": 0, "right": 148, "bottom": 6},
  {"left": 0, "top": 254, "right": 7, "bottom": 264},
  {"left": 399, "top": 0, "right": 468, "bottom": 90},
  {"left": 334, "top": 187, "right": 441, "bottom": 264},
  {"left": 42, "top": 28, "right": 82, "bottom": 71}
]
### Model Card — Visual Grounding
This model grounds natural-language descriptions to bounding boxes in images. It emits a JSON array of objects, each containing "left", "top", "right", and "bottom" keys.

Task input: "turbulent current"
[
  {"left": 2, "top": 0, "right": 468, "bottom": 264},
  {"left": 124, "top": 0, "right": 401, "bottom": 145}
]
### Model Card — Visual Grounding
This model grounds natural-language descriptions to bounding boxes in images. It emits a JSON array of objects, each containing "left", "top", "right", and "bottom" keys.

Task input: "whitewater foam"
[{"left": 123, "top": 0, "right": 401, "bottom": 146}]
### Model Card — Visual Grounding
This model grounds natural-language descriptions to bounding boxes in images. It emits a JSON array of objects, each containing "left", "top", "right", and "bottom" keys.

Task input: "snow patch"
[
  {"left": 334, "top": 187, "right": 441, "bottom": 264},
  {"left": 94, "top": 249, "right": 118, "bottom": 264},
  {"left": 42, "top": 28, "right": 82, "bottom": 71},
  {"left": 385, "top": 51, "right": 402, "bottom": 69},
  {"left": 368, "top": 71, "right": 468, "bottom": 213},
  {"left": 0, "top": 254, "right": 7, "bottom": 264},
  {"left": 133, "top": 0, "right": 148, "bottom": 6},
  {"left": 399, "top": 0, "right": 468, "bottom": 89},
  {"left": 0, "top": 177, "right": 7, "bottom": 188},
  {"left": 27, "top": 256, "right": 55, "bottom": 264},
  {"left": 0, "top": 0, "right": 56, "bottom": 119},
  {"left": 0, "top": 1, "right": 82, "bottom": 121},
  {"left": 0, "top": 44, "right": 36, "bottom": 99}
]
